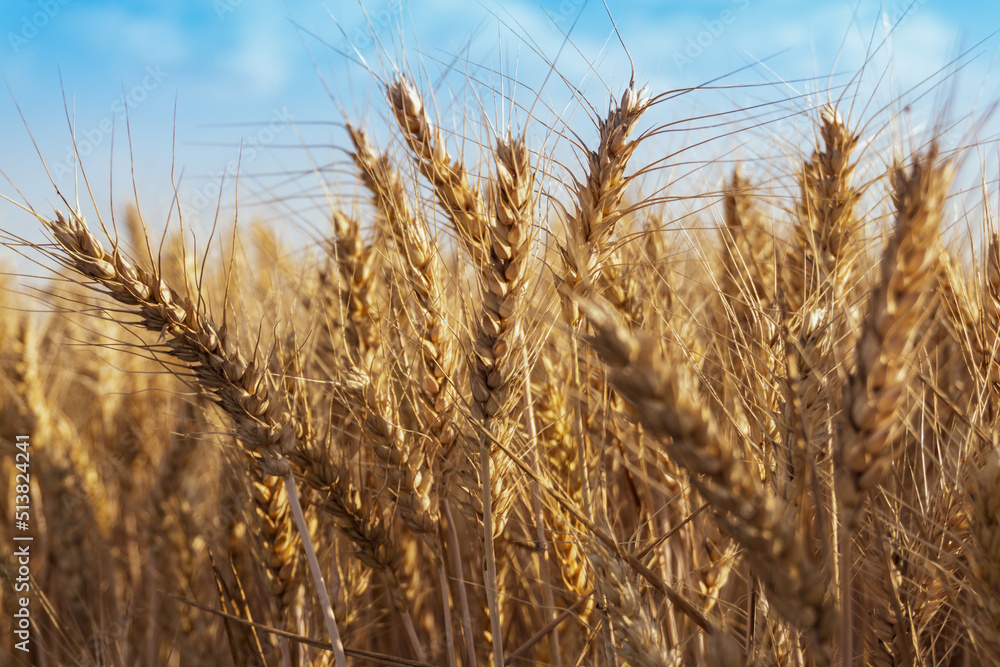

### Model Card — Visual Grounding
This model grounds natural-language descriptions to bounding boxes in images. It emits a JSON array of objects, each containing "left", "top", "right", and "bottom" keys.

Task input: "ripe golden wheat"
[{"left": 1, "top": 29, "right": 999, "bottom": 667}]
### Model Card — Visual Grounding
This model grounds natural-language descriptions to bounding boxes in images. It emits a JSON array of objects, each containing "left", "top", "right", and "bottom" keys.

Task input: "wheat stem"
[
  {"left": 443, "top": 498, "right": 477, "bottom": 667},
  {"left": 522, "top": 347, "right": 561, "bottom": 663},
  {"left": 282, "top": 474, "right": 347, "bottom": 667},
  {"left": 480, "top": 439, "right": 504, "bottom": 667}
]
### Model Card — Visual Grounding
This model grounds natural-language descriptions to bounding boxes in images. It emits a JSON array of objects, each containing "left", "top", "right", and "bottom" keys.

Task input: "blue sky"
[{"left": 2, "top": 0, "right": 1000, "bottom": 254}]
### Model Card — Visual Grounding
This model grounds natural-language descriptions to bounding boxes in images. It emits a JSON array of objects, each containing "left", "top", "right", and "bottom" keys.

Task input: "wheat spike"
[
  {"left": 786, "top": 105, "right": 863, "bottom": 313},
  {"left": 388, "top": 76, "right": 490, "bottom": 263},
  {"left": 837, "top": 145, "right": 953, "bottom": 517},
  {"left": 579, "top": 297, "right": 835, "bottom": 663},
  {"left": 560, "top": 81, "right": 651, "bottom": 324}
]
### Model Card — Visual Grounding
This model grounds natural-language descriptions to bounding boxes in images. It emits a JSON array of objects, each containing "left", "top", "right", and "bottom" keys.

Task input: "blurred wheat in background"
[{"left": 2, "top": 2, "right": 1000, "bottom": 666}]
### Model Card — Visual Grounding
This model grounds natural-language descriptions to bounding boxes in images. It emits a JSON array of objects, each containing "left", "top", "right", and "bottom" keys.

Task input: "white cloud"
[
  {"left": 220, "top": 9, "right": 297, "bottom": 96},
  {"left": 74, "top": 6, "right": 188, "bottom": 65}
]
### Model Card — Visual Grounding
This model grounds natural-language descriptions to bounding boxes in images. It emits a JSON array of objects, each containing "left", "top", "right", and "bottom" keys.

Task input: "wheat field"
[{"left": 1, "top": 12, "right": 999, "bottom": 667}]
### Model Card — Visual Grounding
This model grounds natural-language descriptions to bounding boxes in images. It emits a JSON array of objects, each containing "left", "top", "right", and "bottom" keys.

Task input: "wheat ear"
[
  {"left": 833, "top": 146, "right": 950, "bottom": 665},
  {"left": 786, "top": 105, "right": 863, "bottom": 313},
  {"left": 348, "top": 122, "right": 457, "bottom": 460},
  {"left": 778, "top": 107, "right": 862, "bottom": 512},
  {"left": 40, "top": 209, "right": 349, "bottom": 667},
  {"left": 836, "top": 145, "right": 952, "bottom": 518},
  {"left": 718, "top": 169, "right": 782, "bottom": 464},
  {"left": 720, "top": 168, "right": 775, "bottom": 321},
  {"left": 465, "top": 134, "right": 535, "bottom": 667},
  {"left": 345, "top": 369, "right": 438, "bottom": 535},
  {"left": 248, "top": 458, "right": 304, "bottom": 626},
  {"left": 590, "top": 538, "right": 677, "bottom": 667},
  {"left": 311, "top": 208, "right": 379, "bottom": 367},
  {"left": 293, "top": 424, "right": 425, "bottom": 658},
  {"left": 468, "top": 135, "right": 535, "bottom": 527},
  {"left": 578, "top": 297, "right": 835, "bottom": 663},
  {"left": 967, "top": 445, "right": 1000, "bottom": 661},
  {"left": 388, "top": 77, "right": 490, "bottom": 262},
  {"left": 560, "top": 81, "right": 651, "bottom": 317},
  {"left": 44, "top": 210, "right": 295, "bottom": 475}
]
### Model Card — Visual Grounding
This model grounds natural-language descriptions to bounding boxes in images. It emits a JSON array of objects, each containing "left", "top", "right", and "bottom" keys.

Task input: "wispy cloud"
[
  {"left": 73, "top": 6, "right": 189, "bottom": 65},
  {"left": 1, "top": 0, "right": 998, "bottom": 248},
  {"left": 219, "top": 9, "right": 296, "bottom": 97}
]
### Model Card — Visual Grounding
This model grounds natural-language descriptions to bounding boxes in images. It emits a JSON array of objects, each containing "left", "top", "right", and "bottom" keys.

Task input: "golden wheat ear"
[
  {"left": 559, "top": 81, "right": 651, "bottom": 326},
  {"left": 309, "top": 207, "right": 381, "bottom": 371},
  {"left": 837, "top": 145, "right": 953, "bottom": 520},
  {"left": 43, "top": 210, "right": 296, "bottom": 475},
  {"left": 40, "top": 209, "right": 351, "bottom": 667},
  {"left": 387, "top": 77, "right": 490, "bottom": 264},
  {"left": 347, "top": 120, "right": 457, "bottom": 459},
  {"left": 785, "top": 105, "right": 863, "bottom": 314},
  {"left": 588, "top": 538, "right": 679, "bottom": 667},
  {"left": 720, "top": 168, "right": 775, "bottom": 322},
  {"left": 247, "top": 457, "right": 305, "bottom": 628},
  {"left": 577, "top": 295, "right": 836, "bottom": 664},
  {"left": 459, "top": 134, "right": 536, "bottom": 667}
]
